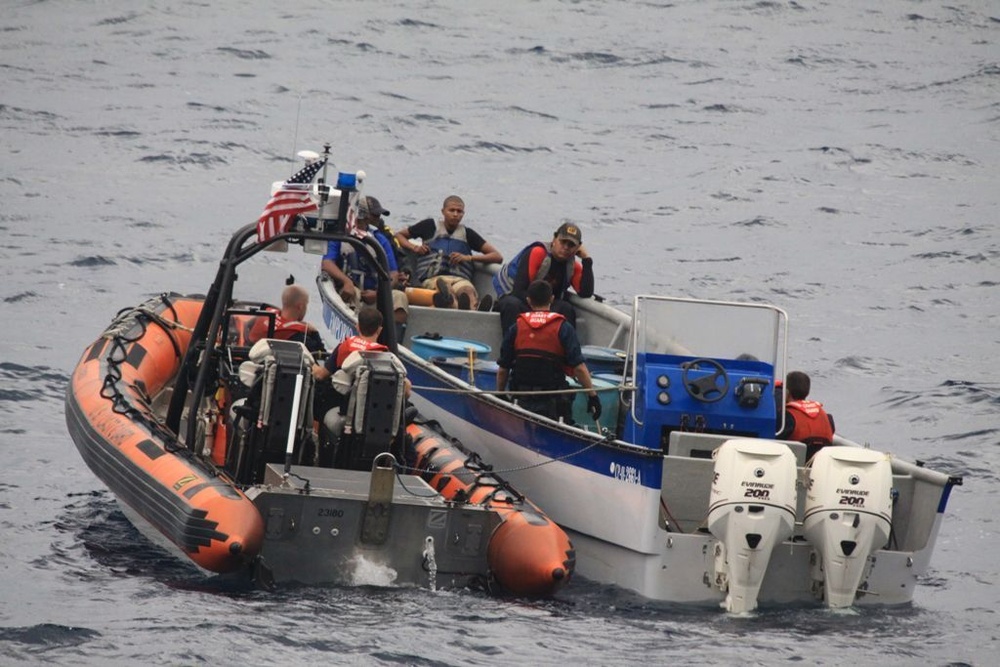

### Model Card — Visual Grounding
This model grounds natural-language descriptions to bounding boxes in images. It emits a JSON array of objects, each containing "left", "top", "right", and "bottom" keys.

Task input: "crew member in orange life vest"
[
  {"left": 248, "top": 284, "right": 325, "bottom": 352},
  {"left": 312, "top": 306, "right": 410, "bottom": 415},
  {"left": 496, "top": 280, "right": 602, "bottom": 424},
  {"left": 777, "top": 370, "right": 836, "bottom": 459}
]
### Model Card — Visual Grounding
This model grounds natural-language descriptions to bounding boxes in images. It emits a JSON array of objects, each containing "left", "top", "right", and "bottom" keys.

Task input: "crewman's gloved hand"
[{"left": 586, "top": 394, "right": 602, "bottom": 421}]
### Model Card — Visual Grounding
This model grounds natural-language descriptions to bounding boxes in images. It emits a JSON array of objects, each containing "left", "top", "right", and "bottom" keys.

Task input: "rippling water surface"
[{"left": 2, "top": 1, "right": 998, "bottom": 664}]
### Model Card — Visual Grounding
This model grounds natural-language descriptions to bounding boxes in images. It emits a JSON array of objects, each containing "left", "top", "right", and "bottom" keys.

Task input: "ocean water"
[{"left": 2, "top": 1, "right": 998, "bottom": 664}]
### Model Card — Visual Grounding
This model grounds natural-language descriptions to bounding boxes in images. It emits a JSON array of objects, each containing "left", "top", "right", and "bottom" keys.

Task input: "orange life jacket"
[
  {"left": 248, "top": 307, "right": 311, "bottom": 343},
  {"left": 334, "top": 335, "right": 388, "bottom": 368},
  {"left": 786, "top": 399, "right": 834, "bottom": 448},
  {"left": 273, "top": 315, "right": 310, "bottom": 341},
  {"left": 512, "top": 311, "right": 572, "bottom": 386}
]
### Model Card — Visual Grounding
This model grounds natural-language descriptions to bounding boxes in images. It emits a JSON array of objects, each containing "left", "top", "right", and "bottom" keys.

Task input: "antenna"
[{"left": 289, "top": 93, "right": 303, "bottom": 177}]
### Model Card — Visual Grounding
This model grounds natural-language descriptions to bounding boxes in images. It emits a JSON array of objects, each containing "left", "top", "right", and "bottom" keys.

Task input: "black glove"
[{"left": 586, "top": 394, "right": 602, "bottom": 421}]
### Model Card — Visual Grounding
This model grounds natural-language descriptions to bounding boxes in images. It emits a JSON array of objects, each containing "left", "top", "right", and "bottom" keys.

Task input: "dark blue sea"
[{"left": 2, "top": 1, "right": 997, "bottom": 664}]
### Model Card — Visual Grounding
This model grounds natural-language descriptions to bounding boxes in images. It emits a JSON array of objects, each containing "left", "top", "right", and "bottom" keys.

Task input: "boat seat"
[
  {"left": 326, "top": 350, "right": 407, "bottom": 471},
  {"left": 233, "top": 338, "right": 316, "bottom": 481}
]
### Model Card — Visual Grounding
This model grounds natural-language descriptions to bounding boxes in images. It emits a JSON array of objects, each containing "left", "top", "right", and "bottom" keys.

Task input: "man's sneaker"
[
  {"left": 433, "top": 277, "right": 454, "bottom": 308},
  {"left": 477, "top": 294, "right": 494, "bottom": 312}
]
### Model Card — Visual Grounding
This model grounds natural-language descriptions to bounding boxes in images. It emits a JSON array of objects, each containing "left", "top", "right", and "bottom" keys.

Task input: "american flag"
[{"left": 256, "top": 158, "right": 327, "bottom": 243}]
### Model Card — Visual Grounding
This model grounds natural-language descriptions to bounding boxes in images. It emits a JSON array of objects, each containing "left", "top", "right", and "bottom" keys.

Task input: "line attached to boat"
[{"left": 410, "top": 384, "right": 632, "bottom": 396}]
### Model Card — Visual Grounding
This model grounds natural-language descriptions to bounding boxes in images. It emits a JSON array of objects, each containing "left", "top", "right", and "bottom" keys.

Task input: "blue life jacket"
[
  {"left": 415, "top": 221, "right": 473, "bottom": 282},
  {"left": 493, "top": 242, "right": 572, "bottom": 298},
  {"left": 338, "top": 231, "right": 396, "bottom": 290}
]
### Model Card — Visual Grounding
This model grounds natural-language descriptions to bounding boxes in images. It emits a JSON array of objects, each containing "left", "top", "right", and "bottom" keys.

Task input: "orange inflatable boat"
[
  {"left": 65, "top": 293, "right": 265, "bottom": 573},
  {"left": 65, "top": 208, "right": 575, "bottom": 596}
]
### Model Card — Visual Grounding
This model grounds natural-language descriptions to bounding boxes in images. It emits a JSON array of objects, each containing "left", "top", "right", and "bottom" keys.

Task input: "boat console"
[{"left": 623, "top": 353, "right": 778, "bottom": 450}]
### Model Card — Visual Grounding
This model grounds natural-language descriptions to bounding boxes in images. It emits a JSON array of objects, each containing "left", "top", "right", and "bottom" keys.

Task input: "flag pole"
[{"left": 313, "top": 143, "right": 332, "bottom": 228}]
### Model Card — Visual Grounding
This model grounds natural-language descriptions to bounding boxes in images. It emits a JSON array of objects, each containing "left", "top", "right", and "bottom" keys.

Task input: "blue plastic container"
[
  {"left": 410, "top": 336, "right": 492, "bottom": 361},
  {"left": 567, "top": 375, "right": 621, "bottom": 430},
  {"left": 581, "top": 345, "right": 627, "bottom": 375},
  {"left": 430, "top": 357, "right": 499, "bottom": 391}
]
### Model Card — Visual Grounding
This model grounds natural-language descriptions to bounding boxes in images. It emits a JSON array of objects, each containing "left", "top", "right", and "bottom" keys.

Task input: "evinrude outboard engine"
[
  {"left": 803, "top": 446, "right": 893, "bottom": 608},
  {"left": 707, "top": 439, "right": 797, "bottom": 613}
]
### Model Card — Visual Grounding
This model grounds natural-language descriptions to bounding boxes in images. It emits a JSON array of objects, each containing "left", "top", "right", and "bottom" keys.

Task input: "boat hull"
[
  {"left": 320, "top": 275, "right": 960, "bottom": 608},
  {"left": 408, "top": 378, "right": 951, "bottom": 607},
  {"left": 67, "top": 287, "right": 574, "bottom": 596},
  {"left": 249, "top": 463, "right": 501, "bottom": 589},
  {"left": 65, "top": 295, "right": 265, "bottom": 574}
]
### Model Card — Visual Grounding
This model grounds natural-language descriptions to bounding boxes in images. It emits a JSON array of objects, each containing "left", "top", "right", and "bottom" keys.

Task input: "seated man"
[
  {"left": 496, "top": 280, "right": 602, "bottom": 424},
  {"left": 777, "top": 370, "right": 836, "bottom": 459},
  {"left": 394, "top": 195, "right": 502, "bottom": 311},
  {"left": 495, "top": 222, "right": 594, "bottom": 334},
  {"left": 321, "top": 195, "right": 409, "bottom": 336},
  {"left": 312, "top": 307, "right": 411, "bottom": 445},
  {"left": 247, "top": 284, "right": 325, "bottom": 353}
]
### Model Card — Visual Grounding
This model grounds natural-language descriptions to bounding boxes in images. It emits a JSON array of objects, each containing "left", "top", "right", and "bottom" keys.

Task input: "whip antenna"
[{"left": 289, "top": 93, "right": 303, "bottom": 177}]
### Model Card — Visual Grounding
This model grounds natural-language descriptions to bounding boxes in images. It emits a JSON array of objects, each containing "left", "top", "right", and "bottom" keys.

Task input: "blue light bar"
[{"left": 336, "top": 172, "right": 357, "bottom": 189}]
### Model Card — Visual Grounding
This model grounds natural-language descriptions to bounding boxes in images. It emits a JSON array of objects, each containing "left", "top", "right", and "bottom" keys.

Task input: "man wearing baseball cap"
[
  {"left": 321, "top": 195, "right": 409, "bottom": 337},
  {"left": 494, "top": 221, "right": 595, "bottom": 335}
]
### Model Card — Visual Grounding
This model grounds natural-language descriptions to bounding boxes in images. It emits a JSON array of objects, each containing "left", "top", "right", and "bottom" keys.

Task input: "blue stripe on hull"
[
  {"left": 404, "top": 361, "right": 663, "bottom": 490},
  {"left": 327, "top": 302, "right": 663, "bottom": 490}
]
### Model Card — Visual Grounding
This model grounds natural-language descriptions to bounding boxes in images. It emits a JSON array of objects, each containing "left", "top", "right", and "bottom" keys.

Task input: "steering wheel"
[{"left": 681, "top": 358, "right": 730, "bottom": 403}]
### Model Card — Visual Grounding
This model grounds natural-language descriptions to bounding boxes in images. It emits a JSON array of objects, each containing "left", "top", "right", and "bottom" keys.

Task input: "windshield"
[{"left": 630, "top": 296, "right": 787, "bottom": 369}]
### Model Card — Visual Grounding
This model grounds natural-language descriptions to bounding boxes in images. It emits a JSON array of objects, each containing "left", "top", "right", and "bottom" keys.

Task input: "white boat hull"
[
  {"left": 319, "top": 270, "right": 961, "bottom": 608},
  {"left": 411, "top": 392, "right": 945, "bottom": 607}
]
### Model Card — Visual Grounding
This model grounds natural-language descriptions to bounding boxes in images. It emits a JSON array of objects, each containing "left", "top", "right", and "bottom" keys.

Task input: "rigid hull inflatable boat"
[{"left": 65, "top": 154, "right": 573, "bottom": 596}]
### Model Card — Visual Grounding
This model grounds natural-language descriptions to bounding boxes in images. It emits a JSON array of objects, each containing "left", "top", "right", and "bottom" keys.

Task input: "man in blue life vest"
[
  {"left": 494, "top": 221, "right": 594, "bottom": 335},
  {"left": 496, "top": 280, "right": 602, "bottom": 424},
  {"left": 394, "top": 195, "right": 502, "bottom": 310},
  {"left": 321, "top": 195, "right": 410, "bottom": 335},
  {"left": 778, "top": 370, "right": 836, "bottom": 459}
]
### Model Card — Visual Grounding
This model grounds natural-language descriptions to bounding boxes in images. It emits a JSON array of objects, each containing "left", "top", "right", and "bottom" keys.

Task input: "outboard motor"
[
  {"left": 329, "top": 350, "right": 407, "bottom": 471},
  {"left": 707, "top": 439, "right": 797, "bottom": 613},
  {"left": 803, "top": 446, "right": 893, "bottom": 608}
]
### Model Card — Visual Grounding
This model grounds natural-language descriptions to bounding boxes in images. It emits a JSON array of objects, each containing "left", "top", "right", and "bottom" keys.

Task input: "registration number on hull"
[{"left": 610, "top": 462, "right": 641, "bottom": 485}]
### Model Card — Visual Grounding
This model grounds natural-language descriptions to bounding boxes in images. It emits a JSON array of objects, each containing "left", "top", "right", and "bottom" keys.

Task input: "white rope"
[{"left": 409, "top": 383, "right": 634, "bottom": 396}]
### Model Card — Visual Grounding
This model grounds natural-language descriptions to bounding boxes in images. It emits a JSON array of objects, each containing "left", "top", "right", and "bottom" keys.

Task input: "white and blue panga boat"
[{"left": 316, "top": 189, "right": 961, "bottom": 614}]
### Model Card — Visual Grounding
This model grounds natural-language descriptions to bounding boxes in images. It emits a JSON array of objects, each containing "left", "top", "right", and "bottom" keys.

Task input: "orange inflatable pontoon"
[
  {"left": 65, "top": 294, "right": 264, "bottom": 573},
  {"left": 408, "top": 422, "right": 575, "bottom": 597}
]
